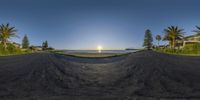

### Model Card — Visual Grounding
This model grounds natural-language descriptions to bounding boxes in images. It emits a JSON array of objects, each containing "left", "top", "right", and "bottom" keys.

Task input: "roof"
[{"left": 184, "top": 33, "right": 200, "bottom": 39}]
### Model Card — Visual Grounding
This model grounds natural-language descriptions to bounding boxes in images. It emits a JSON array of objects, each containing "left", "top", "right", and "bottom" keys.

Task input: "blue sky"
[{"left": 0, "top": 0, "right": 200, "bottom": 49}]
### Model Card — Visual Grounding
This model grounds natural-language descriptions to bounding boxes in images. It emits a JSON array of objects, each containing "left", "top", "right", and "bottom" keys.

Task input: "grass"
[
  {"left": 52, "top": 50, "right": 131, "bottom": 58},
  {"left": 0, "top": 50, "right": 33, "bottom": 56},
  {"left": 154, "top": 49, "right": 200, "bottom": 56},
  {"left": 155, "top": 43, "right": 200, "bottom": 56},
  {"left": 0, "top": 43, "right": 33, "bottom": 56}
]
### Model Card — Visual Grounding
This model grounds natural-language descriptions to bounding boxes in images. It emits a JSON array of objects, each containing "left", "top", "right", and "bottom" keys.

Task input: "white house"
[{"left": 183, "top": 33, "right": 200, "bottom": 47}]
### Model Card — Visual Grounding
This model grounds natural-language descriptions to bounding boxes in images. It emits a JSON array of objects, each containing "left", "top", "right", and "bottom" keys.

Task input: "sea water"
[{"left": 63, "top": 50, "right": 138, "bottom": 54}]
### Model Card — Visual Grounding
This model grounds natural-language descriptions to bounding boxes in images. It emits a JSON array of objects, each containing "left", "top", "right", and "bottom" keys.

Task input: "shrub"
[
  {"left": 183, "top": 43, "right": 200, "bottom": 54},
  {"left": 156, "top": 43, "right": 200, "bottom": 55},
  {"left": 156, "top": 47, "right": 182, "bottom": 54},
  {"left": 0, "top": 43, "right": 22, "bottom": 55}
]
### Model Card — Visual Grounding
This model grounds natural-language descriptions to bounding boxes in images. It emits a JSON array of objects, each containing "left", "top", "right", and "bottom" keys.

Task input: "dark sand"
[{"left": 0, "top": 51, "right": 200, "bottom": 100}]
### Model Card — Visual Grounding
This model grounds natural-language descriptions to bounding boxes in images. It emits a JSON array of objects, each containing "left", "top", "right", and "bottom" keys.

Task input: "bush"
[
  {"left": 0, "top": 43, "right": 22, "bottom": 56},
  {"left": 156, "top": 48, "right": 182, "bottom": 54},
  {"left": 182, "top": 43, "right": 200, "bottom": 54},
  {"left": 156, "top": 43, "right": 200, "bottom": 55}
]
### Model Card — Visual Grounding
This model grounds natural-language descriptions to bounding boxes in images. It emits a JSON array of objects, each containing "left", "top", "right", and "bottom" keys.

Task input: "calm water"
[{"left": 63, "top": 50, "right": 138, "bottom": 54}]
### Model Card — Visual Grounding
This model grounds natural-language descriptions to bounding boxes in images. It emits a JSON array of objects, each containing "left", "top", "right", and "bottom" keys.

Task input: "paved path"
[{"left": 0, "top": 51, "right": 200, "bottom": 100}]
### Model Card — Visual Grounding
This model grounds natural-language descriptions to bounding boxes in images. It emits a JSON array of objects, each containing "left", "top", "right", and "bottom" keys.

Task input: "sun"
[{"left": 97, "top": 45, "right": 103, "bottom": 53}]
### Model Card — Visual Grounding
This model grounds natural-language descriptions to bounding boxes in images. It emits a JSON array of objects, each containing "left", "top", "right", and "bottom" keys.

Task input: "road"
[{"left": 0, "top": 51, "right": 200, "bottom": 100}]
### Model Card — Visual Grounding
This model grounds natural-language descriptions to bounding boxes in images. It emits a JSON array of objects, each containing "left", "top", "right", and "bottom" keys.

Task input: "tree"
[
  {"left": 143, "top": 29, "right": 153, "bottom": 50},
  {"left": 22, "top": 34, "right": 29, "bottom": 49},
  {"left": 193, "top": 26, "right": 200, "bottom": 35},
  {"left": 155, "top": 35, "right": 161, "bottom": 47},
  {"left": 0, "top": 23, "right": 18, "bottom": 49},
  {"left": 163, "top": 26, "right": 184, "bottom": 48},
  {"left": 42, "top": 40, "right": 48, "bottom": 50}
]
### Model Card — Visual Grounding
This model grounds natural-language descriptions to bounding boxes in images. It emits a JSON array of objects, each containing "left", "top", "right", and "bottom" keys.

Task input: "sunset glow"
[{"left": 97, "top": 45, "right": 103, "bottom": 53}]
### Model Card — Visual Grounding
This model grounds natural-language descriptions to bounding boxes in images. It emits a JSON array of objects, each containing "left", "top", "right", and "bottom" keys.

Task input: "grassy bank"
[
  {"left": 155, "top": 43, "right": 200, "bottom": 56},
  {"left": 0, "top": 44, "right": 32, "bottom": 56}
]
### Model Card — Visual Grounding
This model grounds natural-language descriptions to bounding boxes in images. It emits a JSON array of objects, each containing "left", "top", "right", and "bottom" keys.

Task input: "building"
[
  {"left": 183, "top": 33, "right": 200, "bottom": 47},
  {"left": 168, "top": 33, "right": 200, "bottom": 48},
  {"left": 29, "top": 46, "right": 43, "bottom": 51},
  {"left": 0, "top": 41, "right": 21, "bottom": 48},
  {"left": 12, "top": 42, "right": 21, "bottom": 48}
]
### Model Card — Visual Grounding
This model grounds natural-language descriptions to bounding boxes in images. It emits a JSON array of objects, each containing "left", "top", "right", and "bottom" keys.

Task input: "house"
[
  {"left": 0, "top": 41, "right": 21, "bottom": 48},
  {"left": 29, "top": 46, "right": 43, "bottom": 51},
  {"left": 12, "top": 42, "right": 21, "bottom": 48},
  {"left": 183, "top": 33, "right": 200, "bottom": 47},
  {"left": 169, "top": 33, "right": 200, "bottom": 48}
]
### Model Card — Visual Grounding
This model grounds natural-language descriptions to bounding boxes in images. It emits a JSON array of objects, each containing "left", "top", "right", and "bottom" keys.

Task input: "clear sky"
[{"left": 0, "top": 0, "right": 200, "bottom": 50}]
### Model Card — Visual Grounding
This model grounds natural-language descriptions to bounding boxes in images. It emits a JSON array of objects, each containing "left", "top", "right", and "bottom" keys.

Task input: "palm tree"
[
  {"left": 193, "top": 26, "right": 200, "bottom": 35},
  {"left": 163, "top": 26, "right": 184, "bottom": 48},
  {"left": 0, "top": 23, "right": 18, "bottom": 49},
  {"left": 155, "top": 35, "right": 161, "bottom": 47}
]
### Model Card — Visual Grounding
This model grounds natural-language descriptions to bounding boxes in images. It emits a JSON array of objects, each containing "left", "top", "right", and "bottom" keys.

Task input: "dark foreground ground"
[{"left": 1, "top": 51, "right": 200, "bottom": 100}]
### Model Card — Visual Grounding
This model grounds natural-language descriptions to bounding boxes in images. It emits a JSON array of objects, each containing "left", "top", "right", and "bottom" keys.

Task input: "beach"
[{"left": 0, "top": 51, "right": 200, "bottom": 100}]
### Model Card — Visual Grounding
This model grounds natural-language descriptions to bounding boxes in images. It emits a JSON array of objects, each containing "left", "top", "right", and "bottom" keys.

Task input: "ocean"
[{"left": 63, "top": 50, "right": 138, "bottom": 54}]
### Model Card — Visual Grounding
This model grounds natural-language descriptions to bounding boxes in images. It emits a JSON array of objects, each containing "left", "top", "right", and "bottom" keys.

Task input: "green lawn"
[
  {"left": 155, "top": 48, "right": 200, "bottom": 56},
  {"left": 0, "top": 43, "right": 33, "bottom": 56}
]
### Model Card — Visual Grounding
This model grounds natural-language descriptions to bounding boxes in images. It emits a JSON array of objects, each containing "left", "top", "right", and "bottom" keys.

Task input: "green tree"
[
  {"left": 42, "top": 40, "right": 48, "bottom": 50},
  {"left": 156, "top": 35, "right": 161, "bottom": 47},
  {"left": 0, "top": 23, "right": 18, "bottom": 49},
  {"left": 22, "top": 34, "right": 29, "bottom": 49},
  {"left": 143, "top": 29, "right": 153, "bottom": 50},
  {"left": 163, "top": 26, "right": 184, "bottom": 48},
  {"left": 193, "top": 26, "right": 200, "bottom": 35}
]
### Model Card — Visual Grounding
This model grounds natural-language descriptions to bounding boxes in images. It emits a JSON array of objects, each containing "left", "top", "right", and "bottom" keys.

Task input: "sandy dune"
[{"left": 0, "top": 51, "right": 200, "bottom": 100}]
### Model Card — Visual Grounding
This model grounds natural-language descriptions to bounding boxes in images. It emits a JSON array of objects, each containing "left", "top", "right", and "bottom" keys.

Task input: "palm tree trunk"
[
  {"left": 2, "top": 40, "right": 7, "bottom": 50},
  {"left": 169, "top": 41, "right": 172, "bottom": 48},
  {"left": 172, "top": 39, "right": 176, "bottom": 53},
  {"left": 173, "top": 40, "right": 176, "bottom": 49}
]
